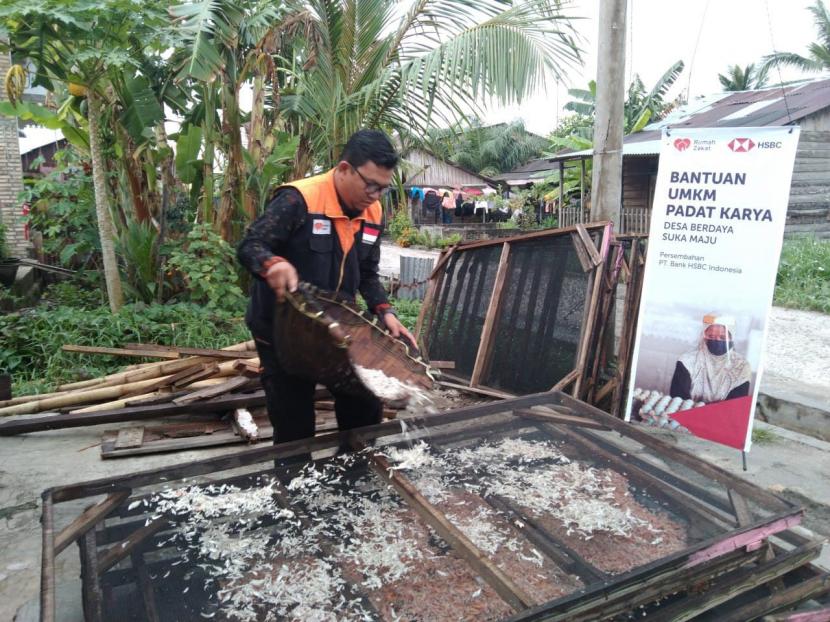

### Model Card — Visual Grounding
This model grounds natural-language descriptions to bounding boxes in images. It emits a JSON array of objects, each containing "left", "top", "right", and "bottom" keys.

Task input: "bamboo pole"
[
  {"left": 0, "top": 375, "right": 177, "bottom": 417},
  {"left": 57, "top": 340, "right": 255, "bottom": 391},
  {"left": 68, "top": 377, "right": 233, "bottom": 414}
]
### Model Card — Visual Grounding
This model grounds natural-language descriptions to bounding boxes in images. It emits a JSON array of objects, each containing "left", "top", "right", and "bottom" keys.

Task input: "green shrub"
[
  {"left": 388, "top": 205, "right": 414, "bottom": 243},
  {"left": 390, "top": 297, "right": 422, "bottom": 331},
  {"left": 0, "top": 220, "right": 8, "bottom": 259},
  {"left": 164, "top": 223, "right": 246, "bottom": 314},
  {"left": 775, "top": 236, "right": 830, "bottom": 314},
  {"left": 0, "top": 302, "right": 250, "bottom": 392},
  {"left": 19, "top": 149, "right": 99, "bottom": 268}
]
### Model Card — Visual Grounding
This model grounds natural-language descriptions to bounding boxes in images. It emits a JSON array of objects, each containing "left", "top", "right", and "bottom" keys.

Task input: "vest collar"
[{"left": 324, "top": 169, "right": 375, "bottom": 221}]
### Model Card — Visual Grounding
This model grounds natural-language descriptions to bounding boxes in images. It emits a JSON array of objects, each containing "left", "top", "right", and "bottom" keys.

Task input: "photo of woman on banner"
[{"left": 670, "top": 314, "right": 752, "bottom": 403}]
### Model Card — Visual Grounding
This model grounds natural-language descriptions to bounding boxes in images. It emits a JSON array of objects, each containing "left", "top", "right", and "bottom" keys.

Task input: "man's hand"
[
  {"left": 264, "top": 260, "right": 299, "bottom": 301},
  {"left": 382, "top": 312, "right": 417, "bottom": 350}
]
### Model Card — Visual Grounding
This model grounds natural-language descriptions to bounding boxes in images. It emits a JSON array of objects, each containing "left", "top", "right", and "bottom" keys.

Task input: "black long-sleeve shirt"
[{"left": 237, "top": 187, "right": 389, "bottom": 337}]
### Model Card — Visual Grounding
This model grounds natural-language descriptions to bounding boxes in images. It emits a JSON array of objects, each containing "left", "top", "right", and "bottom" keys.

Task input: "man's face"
[{"left": 336, "top": 161, "right": 394, "bottom": 212}]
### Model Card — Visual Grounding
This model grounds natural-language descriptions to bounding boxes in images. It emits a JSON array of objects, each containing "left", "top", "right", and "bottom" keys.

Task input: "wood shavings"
[{"left": 381, "top": 441, "right": 434, "bottom": 472}]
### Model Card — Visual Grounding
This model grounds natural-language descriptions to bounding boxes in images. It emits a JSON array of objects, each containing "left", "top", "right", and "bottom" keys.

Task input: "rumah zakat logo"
[
  {"left": 673, "top": 137, "right": 691, "bottom": 151},
  {"left": 728, "top": 137, "right": 755, "bottom": 152},
  {"left": 313, "top": 221, "right": 326, "bottom": 231}
]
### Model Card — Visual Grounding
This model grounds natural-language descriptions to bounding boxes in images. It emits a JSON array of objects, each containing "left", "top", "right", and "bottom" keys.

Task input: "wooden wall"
[
  {"left": 404, "top": 149, "right": 491, "bottom": 188},
  {"left": 787, "top": 129, "right": 830, "bottom": 239}
]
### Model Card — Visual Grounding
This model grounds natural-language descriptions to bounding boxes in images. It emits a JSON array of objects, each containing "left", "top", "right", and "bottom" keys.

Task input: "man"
[
  {"left": 237, "top": 129, "right": 415, "bottom": 445},
  {"left": 669, "top": 314, "right": 751, "bottom": 403}
]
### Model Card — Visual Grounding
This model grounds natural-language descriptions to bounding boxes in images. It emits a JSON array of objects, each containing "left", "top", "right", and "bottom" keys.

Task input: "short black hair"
[{"left": 340, "top": 129, "right": 399, "bottom": 169}]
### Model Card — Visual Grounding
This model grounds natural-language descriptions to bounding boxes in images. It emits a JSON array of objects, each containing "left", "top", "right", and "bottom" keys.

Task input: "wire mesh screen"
[
  {"left": 423, "top": 246, "right": 503, "bottom": 379},
  {"left": 483, "top": 236, "right": 591, "bottom": 394}
]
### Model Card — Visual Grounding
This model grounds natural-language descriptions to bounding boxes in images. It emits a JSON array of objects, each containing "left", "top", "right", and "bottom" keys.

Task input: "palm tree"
[
  {"left": 281, "top": 0, "right": 583, "bottom": 177},
  {"left": 428, "top": 119, "right": 549, "bottom": 176},
  {"left": 718, "top": 63, "right": 770, "bottom": 91},
  {"left": 763, "top": 0, "right": 830, "bottom": 73}
]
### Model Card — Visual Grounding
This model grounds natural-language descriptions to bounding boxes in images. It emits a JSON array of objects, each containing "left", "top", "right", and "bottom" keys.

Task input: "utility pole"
[{"left": 590, "top": 0, "right": 627, "bottom": 229}]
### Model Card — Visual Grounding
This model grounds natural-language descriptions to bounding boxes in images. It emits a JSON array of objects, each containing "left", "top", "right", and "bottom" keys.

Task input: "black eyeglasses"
[{"left": 350, "top": 164, "right": 390, "bottom": 196}]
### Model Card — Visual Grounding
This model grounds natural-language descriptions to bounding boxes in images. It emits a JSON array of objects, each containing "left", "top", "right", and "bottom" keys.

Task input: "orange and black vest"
[{"left": 242, "top": 169, "right": 387, "bottom": 337}]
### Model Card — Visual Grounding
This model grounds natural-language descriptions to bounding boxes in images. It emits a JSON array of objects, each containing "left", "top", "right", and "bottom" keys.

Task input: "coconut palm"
[
  {"left": 763, "top": 0, "right": 830, "bottom": 73},
  {"left": 281, "top": 0, "right": 583, "bottom": 176},
  {"left": 718, "top": 63, "right": 769, "bottom": 91}
]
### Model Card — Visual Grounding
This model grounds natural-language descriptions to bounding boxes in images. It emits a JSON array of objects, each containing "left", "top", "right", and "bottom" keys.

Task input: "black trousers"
[{"left": 253, "top": 335, "right": 383, "bottom": 445}]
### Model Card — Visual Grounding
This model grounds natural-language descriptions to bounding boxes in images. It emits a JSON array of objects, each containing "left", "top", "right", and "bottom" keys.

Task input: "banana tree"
[
  {"left": 563, "top": 60, "right": 685, "bottom": 137},
  {"left": 282, "top": 0, "right": 583, "bottom": 176},
  {"left": 169, "top": 0, "right": 293, "bottom": 240},
  {"left": 0, "top": 0, "right": 167, "bottom": 312}
]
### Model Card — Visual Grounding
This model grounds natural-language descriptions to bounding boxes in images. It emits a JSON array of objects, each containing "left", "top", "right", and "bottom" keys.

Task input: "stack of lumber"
[
  {"left": 0, "top": 340, "right": 401, "bottom": 453},
  {"left": 0, "top": 340, "right": 261, "bottom": 420}
]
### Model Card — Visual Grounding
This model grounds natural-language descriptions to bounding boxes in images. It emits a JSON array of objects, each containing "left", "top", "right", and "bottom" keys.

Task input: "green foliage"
[
  {"left": 18, "top": 149, "right": 100, "bottom": 268},
  {"left": 41, "top": 276, "right": 106, "bottom": 310},
  {"left": 388, "top": 206, "right": 414, "bottom": 242},
  {"left": 763, "top": 1, "right": 830, "bottom": 73},
  {"left": 718, "top": 63, "right": 769, "bottom": 91},
  {"left": 117, "top": 219, "right": 159, "bottom": 303},
  {"left": 751, "top": 426, "right": 779, "bottom": 445},
  {"left": 389, "top": 297, "right": 422, "bottom": 332},
  {"left": 0, "top": 302, "right": 249, "bottom": 391},
  {"left": 429, "top": 119, "right": 549, "bottom": 176},
  {"left": 0, "top": 220, "right": 8, "bottom": 259},
  {"left": 164, "top": 223, "right": 246, "bottom": 313},
  {"left": 775, "top": 236, "right": 830, "bottom": 314}
]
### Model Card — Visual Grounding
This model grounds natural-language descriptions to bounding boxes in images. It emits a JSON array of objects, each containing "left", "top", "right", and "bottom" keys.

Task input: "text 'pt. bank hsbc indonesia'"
[{"left": 626, "top": 127, "right": 800, "bottom": 451}]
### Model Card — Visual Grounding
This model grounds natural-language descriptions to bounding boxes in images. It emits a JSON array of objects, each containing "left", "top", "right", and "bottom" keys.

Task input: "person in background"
[
  {"left": 237, "top": 129, "right": 415, "bottom": 445},
  {"left": 441, "top": 191, "right": 454, "bottom": 224},
  {"left": 670, "top": 314, "right": 751, "bottom": 403}
]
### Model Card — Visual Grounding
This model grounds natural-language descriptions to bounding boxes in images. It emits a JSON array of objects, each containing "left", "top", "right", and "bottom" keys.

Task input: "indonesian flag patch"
[{"left": 362, "top": 225, "right": 380, "bottom": 244}]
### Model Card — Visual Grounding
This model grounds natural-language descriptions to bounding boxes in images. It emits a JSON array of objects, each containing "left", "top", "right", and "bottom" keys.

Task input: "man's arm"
[
  {"left": 237, "top": 188, "right": 306, "bottom": 299},
  {"left": 357, "top": 229, "right": 417, "bottom": 348}
]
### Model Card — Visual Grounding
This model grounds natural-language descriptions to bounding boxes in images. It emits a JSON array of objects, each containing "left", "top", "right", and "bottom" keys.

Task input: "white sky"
[{"left": 484, "top": 0, "right": 825, "bottom": 136}]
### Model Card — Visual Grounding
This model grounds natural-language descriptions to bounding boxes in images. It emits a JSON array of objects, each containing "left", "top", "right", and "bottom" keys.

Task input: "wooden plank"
[
  {"left": 513, "top": 407, "right": 609, "bottom": 431},
  {"left": 124, "top": 343, "right": 258, "bottom": 359},
  {"left": 728, "top": 488, "right": 754, "bottom": 527},
  {"left": 574, "top": 223, "right": 602, "bottom": 266},
  {"left": 61, "top": 344, "right": 180, "bottom": 359},
  {"left": 572, "top": 249, "right": 606, "bottom": 397},
  {"left": 114, "top": 427, "right": 144, "bottom": 450},
  {"left": 551, "top": 369, "right": 579, "bottom": 391},
  {"left": 40, "top": 493, "right": 56, "bottom": 622},
  {"left": 484, "top": 494, "right": 607, "bottom": 584},
  {"left": 78, "top": 530, "right": 104, "bottom": 622},
  {"left": 428, "top": 360, "right": 456, "bottom": 369},
  {"left": 470, "top": 242, "right": 511, "bottom": 386},
  {"left": 351, "top": 433, "right": 533, "bottom": 611},
  {"left": 436, "top": 380, "right": 514, "bottom": 399},
  {"left": 646, "top": 541, "right": 823, "bottom": 622},
  {"left": 172, "top": 376, "right": 252, "bottom": 405},
  {"left": 719, "top": 573, "right": 830, "bottom": 622},
  {"left": 171, "top": 362, "right": 221, "bottom": 388},
  {"left": 0, "top": 391, "right": 268, "bottom": 436},
  {"left": 54, "top": 491, "right": 131, "bottom": 555},
  {"left": 570, "top": 232, "right": 593, "bottom": 272},
  {"left": 131, "top": 552, "right": 161, "bottom": 622},
  {"left": 97, "top": 518, "right": 170, "bottom": 573}
]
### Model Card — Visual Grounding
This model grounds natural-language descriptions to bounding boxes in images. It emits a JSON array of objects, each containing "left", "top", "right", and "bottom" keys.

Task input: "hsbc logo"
[
  {"left": 673, "top": 138, "right": 691, "bottom": 151},
  {"left": 728, "top": 138, "right": 755, "bottom": 152}
]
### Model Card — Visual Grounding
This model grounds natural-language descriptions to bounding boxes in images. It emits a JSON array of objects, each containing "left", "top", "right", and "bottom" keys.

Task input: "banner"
[{"left": 625, "top": 127, "right": 800, "bottom": 451}]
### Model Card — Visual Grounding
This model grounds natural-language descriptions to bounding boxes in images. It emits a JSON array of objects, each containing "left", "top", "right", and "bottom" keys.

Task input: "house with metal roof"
[{"left": 503, "top": 77, "right": 830, "bottom": 237}]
